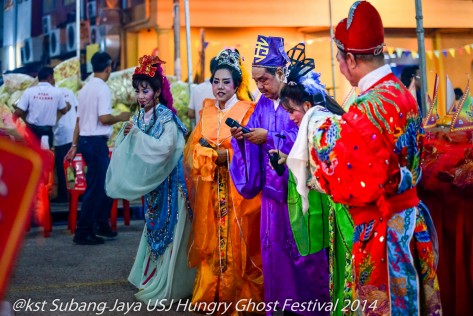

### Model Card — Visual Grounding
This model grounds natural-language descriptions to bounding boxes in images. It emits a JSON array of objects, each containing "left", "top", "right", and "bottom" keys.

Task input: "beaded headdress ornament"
[
  {"left": 133, "top": 55, "right": 166, "bottom": 78},
  {"left": 215, "top": 49, "right": 242, "bottom": 74}
]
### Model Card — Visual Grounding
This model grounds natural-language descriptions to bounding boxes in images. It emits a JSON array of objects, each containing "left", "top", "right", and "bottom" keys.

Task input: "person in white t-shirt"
[
  {"left": 187, "top": 57, "right": 217, "bottom": 127},
  {"left": 65, "top": 52, "right": 130, "bottom": 245},
  {"left": 14, "top": 67, "right": 70, "bottom": 148},
  {"left": 52, "top": 87, "right": 78, "bottom": 203}
]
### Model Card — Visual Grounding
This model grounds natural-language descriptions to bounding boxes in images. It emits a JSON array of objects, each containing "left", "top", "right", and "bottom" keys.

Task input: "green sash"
[
  {"left": 287, "top": 172, "right": 329, "bottom": 255},
  {"left": 328, "top": 199, "right": 354, "bottom": 316},
  {"left": 287, "top": 172, "right": 354, "bottom": 315}
]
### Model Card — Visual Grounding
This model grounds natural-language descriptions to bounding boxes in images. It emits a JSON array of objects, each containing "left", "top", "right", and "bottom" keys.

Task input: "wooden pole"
[
  {"left": 173, "top": 0, "right": 181, "bottom": 80},
  {"left": 200, "top": 29, "right": 206, "bottom": 83},
  {"left": 184, "top": 0, "right": 192, "bottom": 84}
]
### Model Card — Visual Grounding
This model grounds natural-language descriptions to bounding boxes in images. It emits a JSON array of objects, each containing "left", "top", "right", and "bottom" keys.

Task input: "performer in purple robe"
[{"left": 230, "top": 35, "right": 330, "bottom": 316}]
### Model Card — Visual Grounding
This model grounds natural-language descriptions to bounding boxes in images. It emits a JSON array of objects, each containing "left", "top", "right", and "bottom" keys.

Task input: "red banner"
[{"left": 0, "top": 138, "right": 43, "bottom": 300}]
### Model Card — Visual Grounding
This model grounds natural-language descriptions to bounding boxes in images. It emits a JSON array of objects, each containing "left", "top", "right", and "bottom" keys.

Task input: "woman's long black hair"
[{"left": 280, "top": 82, "right": 345, "bottom": 116}]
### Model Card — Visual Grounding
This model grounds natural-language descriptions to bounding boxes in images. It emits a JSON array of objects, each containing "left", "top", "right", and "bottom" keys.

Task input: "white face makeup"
[
  {"left": 212, "top": 68, "right": 236, "bottom": 107},
  {"left": 135, "top": 81, "right": 158, "bottom": 112}
]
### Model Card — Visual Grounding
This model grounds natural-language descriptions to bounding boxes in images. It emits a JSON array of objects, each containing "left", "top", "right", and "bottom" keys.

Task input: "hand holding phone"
[
  {"left": 269, "top": 151, "right": 286, "bottom": 176},
  {"left": 225, "top": 118, "right": 251, "bottom": 134}
]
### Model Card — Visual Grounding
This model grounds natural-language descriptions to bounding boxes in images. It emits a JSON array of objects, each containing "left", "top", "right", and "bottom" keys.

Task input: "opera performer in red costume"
[{"left": 296, "top": 1, "right": 442, "bottom": 314}]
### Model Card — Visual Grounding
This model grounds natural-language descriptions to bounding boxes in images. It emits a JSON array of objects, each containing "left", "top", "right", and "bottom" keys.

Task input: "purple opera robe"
[{"left": 230, "top": 95, "right": 330, "bottom": 315}]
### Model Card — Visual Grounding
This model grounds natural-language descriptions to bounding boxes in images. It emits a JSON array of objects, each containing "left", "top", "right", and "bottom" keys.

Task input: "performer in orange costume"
[{"left": 184, "top": 49, "right": 263, "bottom": 315}]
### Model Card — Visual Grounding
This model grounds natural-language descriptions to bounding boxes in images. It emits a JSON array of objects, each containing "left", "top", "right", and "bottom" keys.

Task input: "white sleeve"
[
  {"left": 106, "top": 121, "right": 184, "bottom": 200},
  {"left": 17, "top": 89, "right": 30, "bottom": 111},
  {"left": 97, "top": 86, "right": 112, "bottom": 116},
  {"left": 188, "top": 87, "right": 196, "bottom": 110},
  {"left": 64, "top": 89, "right": 79, "bottom": 108},
  {"left": 76, "top": 90, "right": 82, "bottom": 118},
  {"left": 57, "top": 90, "right": 67, "bottom": 110}
]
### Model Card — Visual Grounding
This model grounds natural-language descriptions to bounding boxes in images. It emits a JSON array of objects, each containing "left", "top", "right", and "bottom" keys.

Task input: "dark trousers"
[
  {"left": 54, "top": 143, "right": 71, "bottom": 202},
  {"left": 75, "top": 136, "right": 113, "bottom": 238},
  {"left": 27, "top": 124, "right": 53, "bottom": 148}
]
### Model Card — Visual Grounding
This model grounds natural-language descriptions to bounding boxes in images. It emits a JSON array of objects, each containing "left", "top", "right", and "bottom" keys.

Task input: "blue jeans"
[{"left": 75, "top": 136, "right": 113, "bottom": 238}]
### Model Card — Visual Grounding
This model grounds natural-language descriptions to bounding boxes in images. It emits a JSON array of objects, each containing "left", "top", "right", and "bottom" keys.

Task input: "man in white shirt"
[
  {"left": 187, "top": 57, "right": 217, "bottom": 126},
  {"left": 14, "top": 67, "right": 70, "bottom": 148},
  {"left": 52, "top": 87, "right": 78, "bottom": 203},
  {"left": 65, "top": 52, "right": 130, "bottom": 245}
]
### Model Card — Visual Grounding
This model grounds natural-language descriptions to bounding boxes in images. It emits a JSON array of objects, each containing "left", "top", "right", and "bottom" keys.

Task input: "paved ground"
[
  {"left": 4, "top": 219, "right": 192, "bottom": 316},
  {"left": 4, "top": 203, "right": 286, "bottom": 316}
]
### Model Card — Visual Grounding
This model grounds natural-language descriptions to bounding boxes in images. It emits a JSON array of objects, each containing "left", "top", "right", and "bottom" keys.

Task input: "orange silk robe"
[{"left": 184, "top": 99, "right": 263, "bottom": 315}]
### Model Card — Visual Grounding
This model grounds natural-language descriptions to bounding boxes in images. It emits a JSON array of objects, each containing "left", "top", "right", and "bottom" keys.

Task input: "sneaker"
[
  {"left": 73, "top": 234, "right": 104, "bottom": 245},
  {"left": 95, "top": 228, "right": 118, "bottom": 238}
]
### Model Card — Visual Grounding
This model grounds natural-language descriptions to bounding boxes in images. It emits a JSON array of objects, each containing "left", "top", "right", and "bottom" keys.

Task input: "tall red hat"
[{"left": 333, "top": 1, "right": 385, "bottom": 55}]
